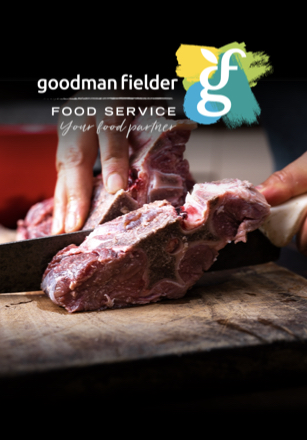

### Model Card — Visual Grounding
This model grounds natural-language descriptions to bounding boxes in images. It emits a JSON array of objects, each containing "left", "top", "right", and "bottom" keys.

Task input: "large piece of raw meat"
[{"left": 41, "top": 179, "right": 270, "bottom": 313}]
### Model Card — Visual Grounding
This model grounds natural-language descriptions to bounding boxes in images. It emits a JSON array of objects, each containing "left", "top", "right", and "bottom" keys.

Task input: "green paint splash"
[{"left": 218, "top": 42, "right": 273, "bottom": 87}]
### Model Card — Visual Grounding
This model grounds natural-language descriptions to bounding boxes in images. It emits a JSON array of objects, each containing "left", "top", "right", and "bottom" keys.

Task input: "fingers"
[
  {"left": 95, "top": 94, "right": 166, "bottom": 194},
  {"left": 296, "top": 215, "right": 307, "bottom": 256},
  {"left": 258, "top": 151, "right": 307, "bottom": 206},
  {"left": 51, "top": 103, "right": 131, "bottom": 234},
  {"left": 51, "top": 94, "right": 166, "bottom": 234},
  {"left": 258, "top": 151, "right": 307, "bottom": 255},
  {"left": 52, "top": 159, "right": 95, "bottom": 234},
  {"left": 97, "top": 113, "right": 132, "bottom": 194},
  {"left": 52, "top": 115, "right": 98, "bottom": 234},
  {"left": 51, "top": 170, "right": 66, "bottom": 234}
]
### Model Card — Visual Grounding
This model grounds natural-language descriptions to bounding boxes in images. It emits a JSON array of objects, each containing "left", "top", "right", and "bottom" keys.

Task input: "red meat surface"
[{"left": 41, "top": 179, "right": 270, "bottom": 313}]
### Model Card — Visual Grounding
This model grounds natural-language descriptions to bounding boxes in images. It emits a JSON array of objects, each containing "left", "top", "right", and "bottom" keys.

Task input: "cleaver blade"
[
  {"left": 0, "top": 229, "right": 93, "bottom": 293},
  {"left": 1, "top": 193, "right": 306, "bottom": 293}
]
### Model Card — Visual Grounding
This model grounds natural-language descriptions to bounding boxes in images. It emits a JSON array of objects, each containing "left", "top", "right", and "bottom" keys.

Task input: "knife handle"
[{"left": 260, "top": 193, "right": 307, "bottom": 247}]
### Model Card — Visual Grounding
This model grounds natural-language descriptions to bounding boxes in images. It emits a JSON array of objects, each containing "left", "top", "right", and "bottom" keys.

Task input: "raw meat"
[
  {"left": 82, "top": 183, "right": 139, "bottom": 230},
  {"left": 16, "top": 179, "right": 140, "bottom": 240},
  {"left": 127, "top": 113, "right": 196, "bottom": 207},
  {"left": 83, "top": 114, "right": 196, "bottom": 228},
  {"left": 41, "top": 179, "right": 270, "bottom": 313},
  {"left": 16, "top": 198, "right": 54, "bottom": 240},
  {"left": 16, "top": 113, "right": 196, "bottom": 240}
]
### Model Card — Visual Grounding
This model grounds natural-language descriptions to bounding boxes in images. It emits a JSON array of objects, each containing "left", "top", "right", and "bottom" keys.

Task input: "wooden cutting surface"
[{"left": 2, "top": 261, "right": 307, "bottom": 382}]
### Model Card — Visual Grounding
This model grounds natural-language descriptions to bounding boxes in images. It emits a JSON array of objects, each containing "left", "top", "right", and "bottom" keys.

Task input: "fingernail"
[
  {"left": 255, "top": 185, "right": 263, "bottom": 190},
  {"left": 106, "top": 172, "right": 125, "bottom": 193}
]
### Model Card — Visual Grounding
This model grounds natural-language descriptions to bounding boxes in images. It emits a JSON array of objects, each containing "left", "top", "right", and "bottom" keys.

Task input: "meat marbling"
[{"left": 41, "top": 179, "right": 270, "bottom": 313}]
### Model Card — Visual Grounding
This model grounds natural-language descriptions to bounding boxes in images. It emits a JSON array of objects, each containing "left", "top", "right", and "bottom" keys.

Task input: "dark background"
[{"left": 1, "top": 37, "right": 305, "bottom": 101}]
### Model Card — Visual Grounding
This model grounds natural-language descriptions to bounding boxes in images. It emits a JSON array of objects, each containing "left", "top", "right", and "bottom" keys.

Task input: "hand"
[
  {"left": 258, "top": 151, "right": 307, "bottom": 254},
  {"left": 51, "top": 90, "right": 168, "bottom": 235},
  {"left": 51, "top": 99, "right": 133, "bottom": 235}
]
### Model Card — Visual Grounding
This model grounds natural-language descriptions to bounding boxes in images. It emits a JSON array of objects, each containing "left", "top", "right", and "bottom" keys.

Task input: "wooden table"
[{"left": 2, "top": 260, "right": 307, "bottom": 413}]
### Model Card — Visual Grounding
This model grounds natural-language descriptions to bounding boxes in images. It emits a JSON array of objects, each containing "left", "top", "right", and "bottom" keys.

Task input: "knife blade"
[
  {"left": 0, "top": 226, "right": 279, "bottom": 294},
  {"left": 0, "top": 229, "right": 93, "bottom": 293},
  {"left": 1, "top": 193, "right": 307, "bottom": 294}
]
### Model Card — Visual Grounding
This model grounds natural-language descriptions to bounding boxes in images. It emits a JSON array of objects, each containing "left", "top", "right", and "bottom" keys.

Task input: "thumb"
[{"left": 258, "top": 151, "right": 307, "bottom": 206}]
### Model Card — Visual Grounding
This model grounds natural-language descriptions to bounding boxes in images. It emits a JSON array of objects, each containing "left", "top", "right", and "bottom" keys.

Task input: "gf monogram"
[{"left": 197, "top": 48, "right": 246, "bottom": 118}]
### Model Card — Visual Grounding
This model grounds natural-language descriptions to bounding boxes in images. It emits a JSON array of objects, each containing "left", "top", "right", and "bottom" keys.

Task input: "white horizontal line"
[{"left": 47, "top": 96, "right": 173, "bottom": 100}]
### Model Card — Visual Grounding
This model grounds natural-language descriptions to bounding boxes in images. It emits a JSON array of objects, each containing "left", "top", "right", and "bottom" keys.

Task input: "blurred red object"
[{"left": 0, "top": 125, "right": 58, "bottom": 229}]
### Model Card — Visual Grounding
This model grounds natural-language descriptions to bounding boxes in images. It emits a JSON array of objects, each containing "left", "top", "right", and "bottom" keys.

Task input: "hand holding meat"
[
  {"left": 52, "top": 106, "right": 131, "bottom": 235},
  {"left": 17, "top": 112, "right": 196, "bottom": 241},
  {"left": 51, "top": 94, "right": 173, "bottom": 235},
  {"left": 258, "top": 151, "right": 307, "bottom": 255}
]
